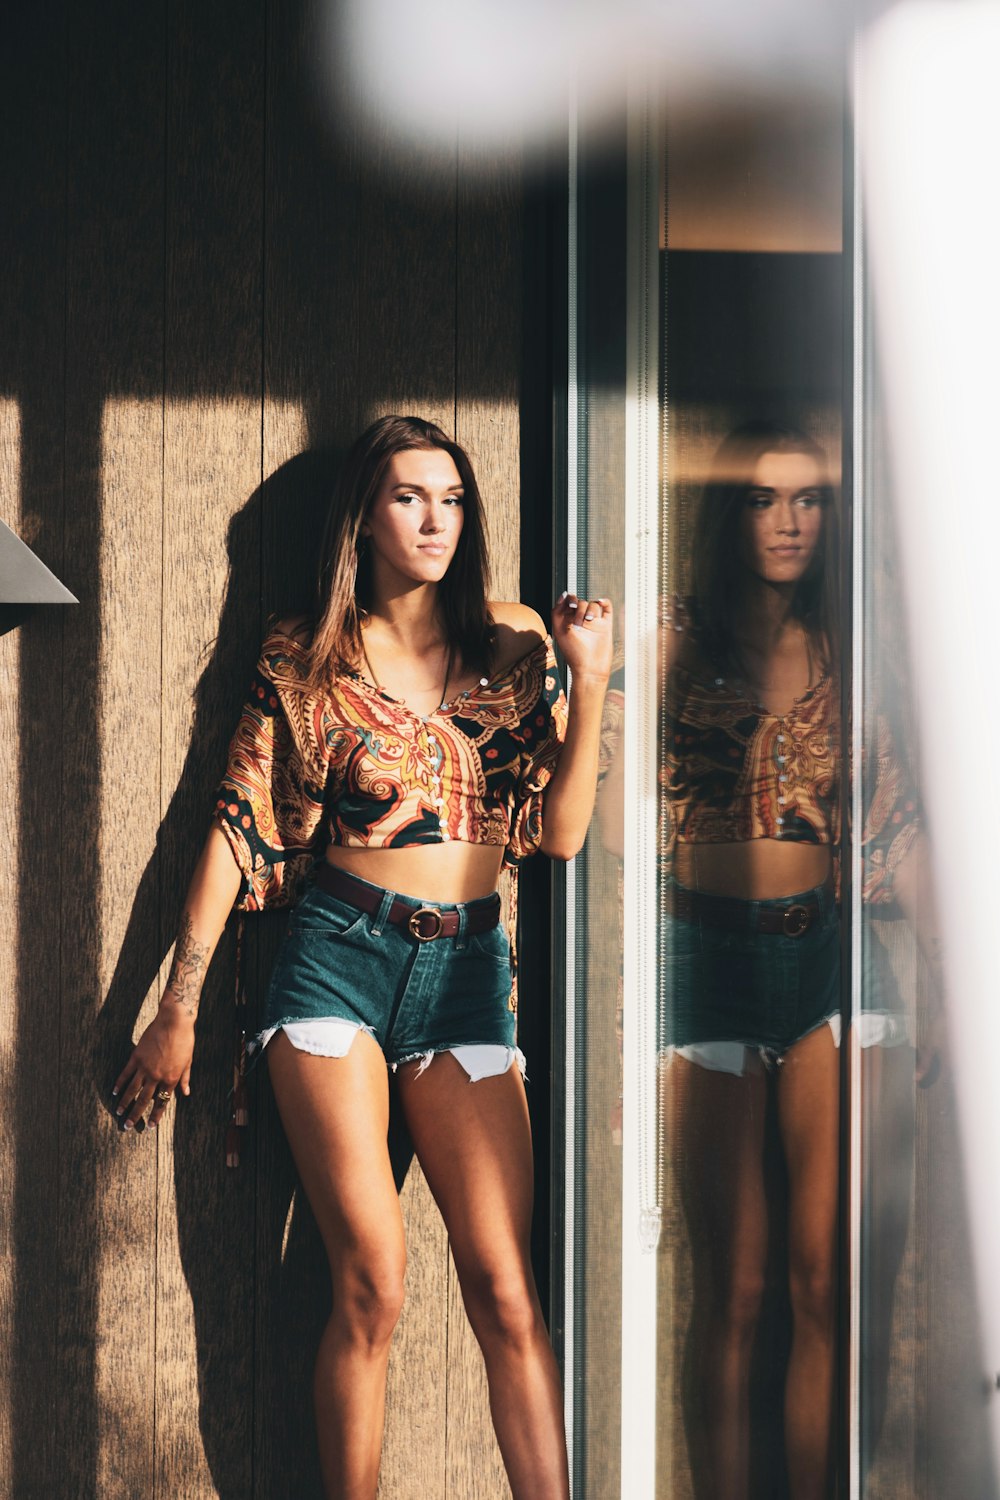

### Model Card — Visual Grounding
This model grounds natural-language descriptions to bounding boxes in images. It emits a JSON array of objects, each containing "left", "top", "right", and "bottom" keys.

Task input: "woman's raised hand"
[{"left": 552, "top": 593, "right": 614, "bottom": 683}]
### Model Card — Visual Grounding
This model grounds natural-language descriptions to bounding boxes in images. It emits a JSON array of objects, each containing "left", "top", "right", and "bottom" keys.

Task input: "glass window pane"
[
  {"left": 565, "top": 120, "right": 629, "bottom": 1499},
  {"left": 656, "top": 78, "right": 845, "bottom": 1499}
]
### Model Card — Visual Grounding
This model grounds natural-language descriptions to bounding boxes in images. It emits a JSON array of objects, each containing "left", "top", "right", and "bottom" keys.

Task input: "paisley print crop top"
[
  {"left": 214, "top": 626, "right": 569, "bottom": 912},
  {"left": 663, "top": 600, "right": 920, "bottom": 904}
]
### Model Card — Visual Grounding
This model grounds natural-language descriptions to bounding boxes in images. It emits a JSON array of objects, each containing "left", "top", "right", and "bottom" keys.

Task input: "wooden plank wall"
[{"left": 0, "top": 5, "right": 532, "bottom": 1496}]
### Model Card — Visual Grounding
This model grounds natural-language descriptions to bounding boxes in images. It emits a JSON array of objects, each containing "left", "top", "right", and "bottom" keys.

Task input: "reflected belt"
[{"left": 667, "top": 883, "right": 829, "bottom": 938}]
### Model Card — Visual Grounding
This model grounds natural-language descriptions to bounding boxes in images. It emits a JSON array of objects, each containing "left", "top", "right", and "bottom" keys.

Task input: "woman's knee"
[
  {"left": 788, "top": 1251, "right": 836, "bottom": 1330},
  {"left": 717, "top": 1264, "right": 766, "bottom": 1340},
  {"left": 331, "top": 1246, "right": 407, "bottom": 1349},
  {"left": 461, "top": 1262, "right": 544, "bottom": 1352}
]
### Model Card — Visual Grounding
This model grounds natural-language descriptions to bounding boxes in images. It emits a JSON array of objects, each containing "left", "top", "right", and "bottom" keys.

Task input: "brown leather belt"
[
  {"left": 667, "top": 883, "right": 826, "bottom": 938},
  {"left": 313, "top": 863, "right": 501, "bottom": 943}
]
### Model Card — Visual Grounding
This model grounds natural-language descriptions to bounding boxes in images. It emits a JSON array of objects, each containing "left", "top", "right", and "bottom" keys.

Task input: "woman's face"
[
  {"left": 362, "top": 447, "right": 465, "bottom": 586},
  {"left": 738, "top": 449, "right": 824, "bottom": 586}
]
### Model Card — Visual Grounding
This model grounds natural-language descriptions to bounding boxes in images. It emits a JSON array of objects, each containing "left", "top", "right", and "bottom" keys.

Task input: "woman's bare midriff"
[
  {"left": 324, "top": 840, "right": 505, "bottom": 903},
  {"left": 674, "top": 840, "right": 832, "bottom": 900}
]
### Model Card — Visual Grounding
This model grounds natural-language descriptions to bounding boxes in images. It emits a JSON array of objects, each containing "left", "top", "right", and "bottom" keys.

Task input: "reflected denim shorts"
[
  {"left": 247, "top": 873, "right": 516, "bottom": 1070},
  {"left": 662, "top": 880, "right": 840, "bottom": 1060}
]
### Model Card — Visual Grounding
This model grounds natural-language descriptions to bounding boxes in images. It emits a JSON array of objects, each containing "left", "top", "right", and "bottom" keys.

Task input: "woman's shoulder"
[
  {"left": 661, "top": 593, "right": 695, "bottom": 637},
  {"left": 659, "top": 594, "right": 705, "bottom": 679},
  {"left": 488, "top": 601, "right": 548, "bottom": 674},
  {"left": 268, "top": 613, "right": 313, "bottom": 647},
  {"left": 255, "top": 615, "right": 318, "bottom": 691}
]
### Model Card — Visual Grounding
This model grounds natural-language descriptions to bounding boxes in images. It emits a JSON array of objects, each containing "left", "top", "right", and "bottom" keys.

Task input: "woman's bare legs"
[
  {"left": 668, "top": 1055, "right": 769, "bottom": 1500},
  {"left": 775, "top": 1023, "right": 840, "bottom": 1500},
  {"left": 268, "top": 1030, "right": 406, "bottom": 1500},
  {"left": 398, "top": 1054, "right": 570, "bottom": 1500}
]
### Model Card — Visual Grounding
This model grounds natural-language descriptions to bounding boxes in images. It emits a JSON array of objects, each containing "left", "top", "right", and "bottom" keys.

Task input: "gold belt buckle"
[
  {"left": 409, "top": 906, "right": 444, "bottom": 942},
  {"left": 783, "top": 904, "right": 810, "bottom": 938}
]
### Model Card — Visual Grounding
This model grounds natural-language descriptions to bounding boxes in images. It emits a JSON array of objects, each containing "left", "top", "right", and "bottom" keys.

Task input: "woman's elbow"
[{"left": 540, "top": 829, "right": 586, "bottom": 862}]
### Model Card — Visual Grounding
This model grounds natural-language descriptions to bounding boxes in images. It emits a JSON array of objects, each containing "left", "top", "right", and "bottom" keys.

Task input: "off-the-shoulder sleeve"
[
  {"left": 214, "top": 633, "right": 330, "bottom": 911},
  {"left": 860, "top": 711, "right": 921, "bottom": 906},
  {"left": 504, "top": 636, "right": 569, "bottom": 866}
]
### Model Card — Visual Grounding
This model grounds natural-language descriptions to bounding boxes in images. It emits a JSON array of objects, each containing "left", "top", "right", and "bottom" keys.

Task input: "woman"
[
  {"left": 659, "top": 421, "right": 919, "bottom": 1500},
  {"left": 113, "top": 415, "right": 612, "bottom": 1500}
]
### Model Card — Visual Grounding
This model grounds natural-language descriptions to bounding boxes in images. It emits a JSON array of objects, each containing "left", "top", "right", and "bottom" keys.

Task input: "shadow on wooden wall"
[
  {"left": 2, "top": 0, "right": 534, "bottom": 1495},
  {"left": 94, "top": 449, "right": 346, "bottom": 1497}
]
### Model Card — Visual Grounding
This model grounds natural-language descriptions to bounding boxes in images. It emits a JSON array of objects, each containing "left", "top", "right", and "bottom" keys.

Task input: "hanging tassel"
[
  {"left": 233, "top": 1036, "right": 249, "bottom": 1128},
  {"left": 226, "top": 915, "right": 248, "bottom": 1169},
  {"left": 225, "top": 1123, "right": 242, "bottom": 1170}
]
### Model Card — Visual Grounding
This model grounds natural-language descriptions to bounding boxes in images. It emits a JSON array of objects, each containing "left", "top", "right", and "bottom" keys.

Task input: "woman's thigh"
[
  {"left": 267, "top": 1028, "right": 405, "bottom": 1273},
  {"left": 667, "top": 1054, "right": 770, "bottom": 1283},
  {"left": 775, "top": 1023, "right": 840, "bottom": 1281},
  {"left": 396, "top": 1053, "right": 535, "bottom": 1280}
]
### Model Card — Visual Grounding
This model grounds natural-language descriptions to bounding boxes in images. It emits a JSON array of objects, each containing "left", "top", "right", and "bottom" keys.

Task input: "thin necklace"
[{"left": 360, "top": 638, "right": 454, "bottom": 712}]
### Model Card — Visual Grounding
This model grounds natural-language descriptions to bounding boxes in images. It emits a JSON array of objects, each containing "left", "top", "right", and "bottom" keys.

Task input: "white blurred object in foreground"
[
  {"left": 860, "top": 0, "right": 1000, "bottom": 1467},
  {"left": 330, "top": 0, "right": 851, "bottom": 150}
]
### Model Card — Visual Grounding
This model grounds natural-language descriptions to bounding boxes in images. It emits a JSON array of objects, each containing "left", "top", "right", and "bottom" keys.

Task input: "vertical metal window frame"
[
  {"left": 619, "top": 86, "right": 662, "bottom": 1500},
  {"left": 560, "top": 89, "right": 582, "bottom": 1485},
  {"left": 845, "top": 37, "right": 864, "bottom": 1500},
  {"left": 560, "top": 89, "right": 661, "bottom": 1498}
]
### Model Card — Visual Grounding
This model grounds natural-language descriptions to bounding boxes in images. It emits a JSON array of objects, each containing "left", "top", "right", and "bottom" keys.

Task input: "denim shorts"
[
  {"left": 662, "top": 880, "right": 840, "bottom": 1061},
  {"left": 247, "top": 873, "right": 517, "bottom": 1070}
]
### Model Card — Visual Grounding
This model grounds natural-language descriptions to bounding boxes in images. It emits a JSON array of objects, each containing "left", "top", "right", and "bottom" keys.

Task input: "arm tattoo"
[{"left": 166, "top": 910, "right": 211, "bottom": 1018}]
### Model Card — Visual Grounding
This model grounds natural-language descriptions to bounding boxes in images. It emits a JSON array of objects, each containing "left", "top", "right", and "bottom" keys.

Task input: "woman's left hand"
[{"left": 552, "top": 593, "right": 614, "bottom": 682}]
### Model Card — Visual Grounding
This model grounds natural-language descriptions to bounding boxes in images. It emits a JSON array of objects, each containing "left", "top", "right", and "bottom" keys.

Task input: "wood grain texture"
[
  {"left": 155, "top": 3, "right": 266, "bottom": 1492},
  {"left": 356, "top": 116, "right": 457, "bottom": 433},
  {"left": 456, "top": 148, "right": 523, "bottom": 606},
  {"left": 378, "top": 1164, "right": 450, "bottom": 1500},
  {"left": 264, "top": 0, "right": 363, "bottom": 459},
  {"left": 2, "top": 2, "right": 538, "bottom": 1492},
  {"left": 59, "top": 3, "right": 167, "bottom": 1495},
  {"left": 0, "top": 10, "right": 68, "bottom": 1496}
]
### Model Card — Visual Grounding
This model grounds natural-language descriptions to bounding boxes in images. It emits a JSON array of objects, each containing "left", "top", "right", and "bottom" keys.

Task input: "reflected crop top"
[
  {"left": 665, "top": 662, "right": 838, "bottom": 846},
  {"left": 663, "top": 601, "right": 919, "bottom": 904},
  {"left": 214, "top": 626, "right": 569, "bottom": 912}
]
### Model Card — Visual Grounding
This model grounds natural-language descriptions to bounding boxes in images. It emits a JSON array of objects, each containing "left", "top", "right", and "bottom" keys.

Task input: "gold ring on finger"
[{"left": 154, "top": 1088, "right": 172, "bottom": 1104}]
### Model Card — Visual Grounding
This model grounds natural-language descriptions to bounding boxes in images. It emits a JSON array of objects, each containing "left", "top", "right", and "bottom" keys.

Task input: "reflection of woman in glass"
[
  {"left": 113, "top": 416, "right": 612, "bottom": 1500},
  {"left": 660, "top": 422, "right": 918, "bottom": 1500}
]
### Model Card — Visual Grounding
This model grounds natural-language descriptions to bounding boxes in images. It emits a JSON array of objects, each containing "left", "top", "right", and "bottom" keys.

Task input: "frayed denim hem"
[
  {"left": 392, "top": 1044, "right": 528, "bottom": 1083},
  {"left": 246, "top": 1016, "right": 378, "bottom": 1067}
]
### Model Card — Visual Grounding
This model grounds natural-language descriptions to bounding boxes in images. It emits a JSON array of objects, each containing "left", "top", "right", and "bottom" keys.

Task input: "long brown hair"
[
  {"left": 689, "top": 420, "right": 839, "bottom": 674},
  {"left": 306, "top": 415, "right": 494, "bottom": 689}
]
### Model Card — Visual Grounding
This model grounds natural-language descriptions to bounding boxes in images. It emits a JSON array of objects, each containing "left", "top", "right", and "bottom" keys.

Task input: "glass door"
[{"left": 556, "top": 39, "right": 991, "bottom": 1497}]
